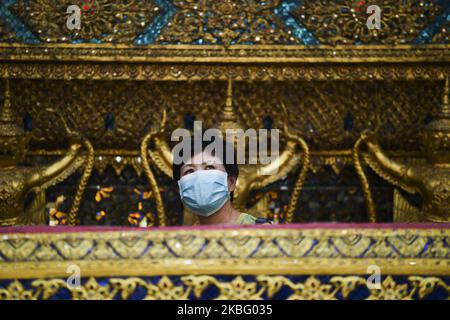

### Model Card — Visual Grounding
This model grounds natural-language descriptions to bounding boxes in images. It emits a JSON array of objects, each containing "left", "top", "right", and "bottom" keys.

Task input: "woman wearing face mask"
[{"left": 172, "top": 135, "right": 270, "bottom": 225}]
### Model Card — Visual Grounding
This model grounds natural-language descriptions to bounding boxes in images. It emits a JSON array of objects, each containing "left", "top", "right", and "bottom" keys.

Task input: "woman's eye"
[
  {"left": 205, "top": 165, "right": 215, "bottom": 170},
  {"left": 183, "top": 169, "right": 194, "bottom": 175}
]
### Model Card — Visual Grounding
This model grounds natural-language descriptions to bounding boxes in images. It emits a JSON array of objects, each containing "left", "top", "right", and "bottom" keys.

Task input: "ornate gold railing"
[{"left": 0, "top": 224, "right": 449, "bottom": 299}]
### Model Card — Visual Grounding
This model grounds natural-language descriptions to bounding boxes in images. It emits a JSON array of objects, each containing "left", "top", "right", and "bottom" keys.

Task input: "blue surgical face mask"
[{"left": 178, "top": 169, "right": 230, "bottom": 217}]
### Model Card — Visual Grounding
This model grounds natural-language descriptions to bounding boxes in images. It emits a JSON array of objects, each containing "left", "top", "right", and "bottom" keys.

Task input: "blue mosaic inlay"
[
  {"left": 0, "top": 0, "right": 39, "bottom": 43},
  {"left": 134, "top": 0, "right": 177, "bottom": 45},
  {"left": 413, "top": 0, "right": 450, "bottom": 44},
  {"left": 273, "top": 0, "right": 319, "bottom": 45}
]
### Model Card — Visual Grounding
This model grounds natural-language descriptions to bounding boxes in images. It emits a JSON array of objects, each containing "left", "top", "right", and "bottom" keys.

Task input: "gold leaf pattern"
[{"left": 1, "top": 275, "right": 449, "bottom": 300}]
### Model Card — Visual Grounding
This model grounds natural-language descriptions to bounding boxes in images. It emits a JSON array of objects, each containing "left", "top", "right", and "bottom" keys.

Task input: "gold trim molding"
[
  {"left": 1, "top": 44, "right": 449, "bottom": 81},
  {"left": 0, "top": 226, "right": 449, "bottom": 279},
  {"left": 2, "top": 44, "right": 450, "bottom": 62}
]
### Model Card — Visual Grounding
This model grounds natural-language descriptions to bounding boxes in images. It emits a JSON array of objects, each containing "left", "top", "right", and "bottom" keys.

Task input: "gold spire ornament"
[
  {"left": 356, "top": 77, "right": 450, "bottom": 222},
  {"left": 0, "top": 79, "right": 87, "bottom": 226},
  {"left": 421, "top": 77, "right": 450, "bottom": 164},
  {"left": 218, "top": 78, "right": 243, "bottom": 135},
  {"left": 0, "top": 79, "right": 30, "bottom": 167}
]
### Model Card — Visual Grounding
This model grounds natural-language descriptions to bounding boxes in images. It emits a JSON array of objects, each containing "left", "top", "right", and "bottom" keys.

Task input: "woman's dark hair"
[{"left": 172, "top": 131, "right": 239, "bottom": 199}]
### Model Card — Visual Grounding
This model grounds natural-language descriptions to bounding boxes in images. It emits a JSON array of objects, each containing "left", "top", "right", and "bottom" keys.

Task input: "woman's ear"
[{"left": 227, "top": 175, "right": 237, "bottom": 193}]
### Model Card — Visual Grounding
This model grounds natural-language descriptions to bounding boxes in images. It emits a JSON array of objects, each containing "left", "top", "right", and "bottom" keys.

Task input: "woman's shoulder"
[{"left": 236, "top": 213, "right": 272, "bottom": 225}]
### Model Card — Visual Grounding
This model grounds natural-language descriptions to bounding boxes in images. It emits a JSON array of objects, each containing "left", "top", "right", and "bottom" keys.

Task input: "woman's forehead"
[{"left": 185, "top": 151, "right": 224, "bottom": 165}]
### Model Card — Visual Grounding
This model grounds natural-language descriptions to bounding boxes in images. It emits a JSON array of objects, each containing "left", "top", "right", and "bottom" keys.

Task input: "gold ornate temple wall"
[
  {"left": 1, "top": 47, "right": 449, "bottom": 224},
  {"left": 0, "top": 1, "right": 449, "bottom": 225},
  {"left": 0, "top": 0, "right": 449, "bottom": 300}
]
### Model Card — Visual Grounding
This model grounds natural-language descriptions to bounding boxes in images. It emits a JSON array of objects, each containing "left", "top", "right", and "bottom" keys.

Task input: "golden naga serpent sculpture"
[
  {"left": 354, "top": 77, "right": 450, "bottom": 223},
  {"left": 0, "top": 78, "right": 95, "bottom": 226},
  {"left": 45, "top": 109, "right": 95, "bottom": 227},
  {"left": 68, "top": 138, "right": 94, "bottom": 226},
  {"left": 353, "top": 130, "right": 378, "bottom": 223},
  {"left": 280, "top": 102, "right": 310, "bottom": 223},
  {"left": 140, "top": 110, "right": 168, "bottom": 227}
]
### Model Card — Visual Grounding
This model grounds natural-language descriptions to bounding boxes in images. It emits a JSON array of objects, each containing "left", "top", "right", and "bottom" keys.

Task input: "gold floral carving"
[
  {"left": 10, "top": 0, "right": 161, "bottom": 43},
  {"left": 157, "top": 0, "right": 297, "bottom": 46},
  {"left": 292, "top": 0, "right": 443, "bottom": 45},
  {"left": 0, "top": 275, "right": 449, "bottom": 300}
]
